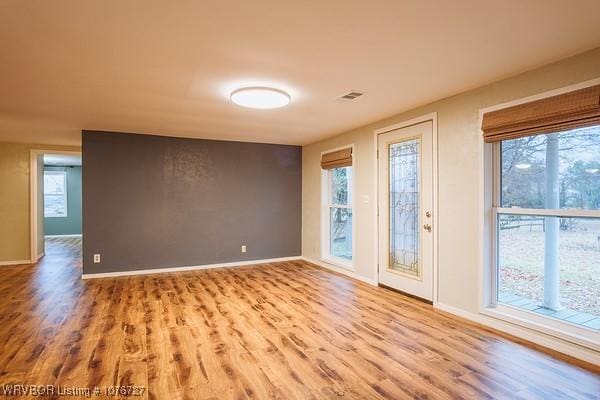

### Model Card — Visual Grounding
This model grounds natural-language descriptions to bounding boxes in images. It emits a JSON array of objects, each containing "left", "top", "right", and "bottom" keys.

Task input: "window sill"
[
  {"left": 481, "top": 304, "right": 599, "bottom": 351},
  {"left": 320, "top": 257, "right": 354, "bottom": 271}
]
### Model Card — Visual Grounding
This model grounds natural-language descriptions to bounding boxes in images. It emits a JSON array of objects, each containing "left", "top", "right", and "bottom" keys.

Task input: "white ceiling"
[
  {"left": 44, "top": 154, "right": 82, "bottom": 166},
  {"left": 1, "top": 0, "right": 600, "bottom": 146}
]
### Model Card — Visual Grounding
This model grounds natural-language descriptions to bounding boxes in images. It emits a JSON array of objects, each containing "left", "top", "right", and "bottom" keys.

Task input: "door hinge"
[{"left": 377, "top": 149, "right": 379, "bottom": 159}]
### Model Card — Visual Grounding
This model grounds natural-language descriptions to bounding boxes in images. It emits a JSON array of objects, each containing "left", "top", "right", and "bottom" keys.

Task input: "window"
[
  {"left": 44, "top": 171, "right": 67, "bottom": 217},
  {"left": 321, "top": 147, "right": 353, "bottom": 267},
  {"left": 328, "top": 166, "right": 353, "bottom": 261},
  {"left": 483, "top": 83, "right": 600, "bottom": 346},
  {"left": 493, "top": 126, "right": 600, "bottom": 333}
]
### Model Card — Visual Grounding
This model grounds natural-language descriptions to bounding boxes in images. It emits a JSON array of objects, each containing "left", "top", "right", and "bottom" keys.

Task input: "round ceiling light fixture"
[{"left": 230, "top": 87, "right": 291, "bottom": 109}]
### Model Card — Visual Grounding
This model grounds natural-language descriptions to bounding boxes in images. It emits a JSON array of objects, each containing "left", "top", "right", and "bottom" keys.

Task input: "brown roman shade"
[
  {"left": 321, "top": 147, "right": 352, "bottom": 169},
  {"left": 482, "top": 84, "right": 600, "bottom": 143}
]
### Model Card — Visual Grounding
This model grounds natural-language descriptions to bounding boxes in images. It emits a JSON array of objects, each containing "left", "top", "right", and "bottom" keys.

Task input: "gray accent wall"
[
  {"left": 44, "top": 166, "right": 83, "bottom": 236},
  {"left": 82, "top": 130, "right": 302, "bottom": 275}
]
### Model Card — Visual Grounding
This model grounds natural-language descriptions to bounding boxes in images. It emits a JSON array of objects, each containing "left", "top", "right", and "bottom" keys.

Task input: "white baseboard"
[
  {"left": 301, "top": 256, "right": 379, "bottom": 286},
  {"left": 434, "top": 302, "right": 600, "bottom": 366},
  {"left": 81, "top": 256, "right": 302, "bottom": 279},
  {"left": 45, "top": 234, "right": 82, "bottom": 238},
  {"left": 0, "top": 259, "right": 31, "bottom": 266},
  {"left": 36, "top": 252, "right": 45, "bottom": 261}
]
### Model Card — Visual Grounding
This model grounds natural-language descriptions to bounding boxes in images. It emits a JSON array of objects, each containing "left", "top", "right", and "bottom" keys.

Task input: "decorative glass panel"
[
  {"left": 389, "top": 139, "right": 420, "bottom": 277},
  {"left": 330, "top": 208, "right": 352, "bottom": 260}
]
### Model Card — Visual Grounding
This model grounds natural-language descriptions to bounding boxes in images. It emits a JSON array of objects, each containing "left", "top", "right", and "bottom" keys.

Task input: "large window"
[
  {"left": 494, "top": 126, "right": 599, "bottom": 331},
  {"left": 44, "top": 171, "right": 67, "bottom": 217}
]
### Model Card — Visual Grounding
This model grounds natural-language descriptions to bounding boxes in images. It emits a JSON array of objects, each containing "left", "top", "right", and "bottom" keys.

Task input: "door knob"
[{"left": 423, "top": 224, "right": 432, "bottom": 232}]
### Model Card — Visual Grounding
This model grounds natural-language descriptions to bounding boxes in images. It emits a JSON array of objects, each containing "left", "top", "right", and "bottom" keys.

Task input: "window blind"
[
  {"left": 321, "top": 147, "right": 352, "bottom": 169},
  {"left": 482, "top": 84, "right": 600, "bottom": 143}
]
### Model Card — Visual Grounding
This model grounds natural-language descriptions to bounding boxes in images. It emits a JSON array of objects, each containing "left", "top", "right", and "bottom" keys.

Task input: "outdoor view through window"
[
  {"left": 44, "top": 171, "right": 67, "bottom": 218},
  {"left": 498, "top": 125, "right": 599, "bottom": 330},
  {"left": 329, "top": 166, "right": 352, "bottom": 261}
]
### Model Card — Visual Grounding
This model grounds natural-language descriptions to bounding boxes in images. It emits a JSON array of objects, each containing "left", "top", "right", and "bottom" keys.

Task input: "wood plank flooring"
[{"left": 0, "top": 237, "right": 598, "bottom": 399}]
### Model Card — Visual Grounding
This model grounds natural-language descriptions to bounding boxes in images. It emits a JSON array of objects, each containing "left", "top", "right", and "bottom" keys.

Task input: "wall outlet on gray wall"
[
  {"left": 241, "top": 245, "right": 247, "bottom": 253},
  {"left": 93, "top": 254, "right": 101, "bottom": 263}
]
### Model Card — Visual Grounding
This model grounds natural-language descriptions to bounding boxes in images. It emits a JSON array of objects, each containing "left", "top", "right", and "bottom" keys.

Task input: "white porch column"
[{"left": 543, "top": 133, "right": 561, "bottom": 310}]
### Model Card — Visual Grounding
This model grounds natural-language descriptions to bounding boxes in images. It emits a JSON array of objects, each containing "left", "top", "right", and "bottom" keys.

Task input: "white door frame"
[
  {"left": 29, "top": 149, "right": 82, "bottom": 262},
  {"left": 373, "top": 112, "right": 439, "bottom": 304}
]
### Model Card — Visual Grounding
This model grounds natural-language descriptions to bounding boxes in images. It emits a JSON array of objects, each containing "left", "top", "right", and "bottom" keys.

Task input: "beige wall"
[
  {"left": 302, "top": 47, "right": 600, "bottom": 314},
  {"left": 0, "top": 142, "right": 80, "bottom": 262}
]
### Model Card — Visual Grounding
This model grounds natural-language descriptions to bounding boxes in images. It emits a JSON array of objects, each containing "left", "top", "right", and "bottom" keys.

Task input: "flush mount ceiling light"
[
  {"left": 585, "top": 168, "right": 599, "bottom": 174},
  {"left": 230, "top": 87, "right": 291, "bottom": 109}
]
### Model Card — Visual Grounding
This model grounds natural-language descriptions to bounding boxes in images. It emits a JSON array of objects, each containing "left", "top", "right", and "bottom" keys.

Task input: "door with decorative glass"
[{"left": 378, "top": 120, "right": 434, "bottom": 301}]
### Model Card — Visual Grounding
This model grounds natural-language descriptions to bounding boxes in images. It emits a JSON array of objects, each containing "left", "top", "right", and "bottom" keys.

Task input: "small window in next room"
[
  {"left": 44, "top": 170, "right": 68, "bottom": 217},
  {"left": 321, "top": 147, "right": 353, "bottom": 267}
]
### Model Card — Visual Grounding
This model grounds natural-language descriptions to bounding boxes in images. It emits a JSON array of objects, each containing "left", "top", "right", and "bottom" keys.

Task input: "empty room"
[{"left": 0, "top": 1, "right": 599, "bottom": 399}]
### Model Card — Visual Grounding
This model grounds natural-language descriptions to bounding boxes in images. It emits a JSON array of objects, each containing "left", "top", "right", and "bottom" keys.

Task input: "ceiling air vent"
[{"left": 338, "top": 91, "right": 364, "bottom": 100}]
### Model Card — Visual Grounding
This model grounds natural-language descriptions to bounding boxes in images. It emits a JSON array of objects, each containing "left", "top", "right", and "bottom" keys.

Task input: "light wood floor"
[{"left": 0, "top": 237, "right": 598, "bottom": 399}]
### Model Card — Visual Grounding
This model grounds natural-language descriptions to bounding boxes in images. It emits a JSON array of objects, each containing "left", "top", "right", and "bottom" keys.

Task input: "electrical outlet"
[
  {"left": 93, "top": 254, "right": 101, "bottom": 264},
  {"left": 241, "top": 245, "right": 247, "bottom": 253}
]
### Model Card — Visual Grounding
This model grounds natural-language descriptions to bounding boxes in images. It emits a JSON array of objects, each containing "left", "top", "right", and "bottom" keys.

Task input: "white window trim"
[
  {"left": 320, "top": 144, "right": 355, "bottom": 270},
  {"left": 479, "top": 78, "right": 600, "bottom": 352},
  {"left": 495, "top": 207, "right": 600, "bottom": 218},
  {"left": 44, "top": 170, "right": 68, "bottom": 218}
]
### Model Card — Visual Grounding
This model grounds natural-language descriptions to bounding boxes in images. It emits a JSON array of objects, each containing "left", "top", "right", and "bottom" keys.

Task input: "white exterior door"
[{"left": 378, "top": 120, "right": 434, "bottom": 301}]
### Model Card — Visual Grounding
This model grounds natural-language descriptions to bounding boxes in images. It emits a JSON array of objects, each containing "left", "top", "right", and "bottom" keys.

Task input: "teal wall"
[{"left": 44, "top": 166, "right": 82, "bottom": 235}]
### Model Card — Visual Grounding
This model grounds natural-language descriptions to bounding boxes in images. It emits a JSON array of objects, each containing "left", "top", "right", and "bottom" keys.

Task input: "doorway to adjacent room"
[{"left": 30, "top": 150, "right": 82, "bottom": 264}]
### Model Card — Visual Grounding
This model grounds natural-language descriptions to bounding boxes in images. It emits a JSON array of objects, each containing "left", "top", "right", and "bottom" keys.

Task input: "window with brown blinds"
[
  {"left": 482, "top": 84, "right": 600, "bottom": 143},
  {"left": 320, "top": 147, "right": 352, "bottom": 169}
]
